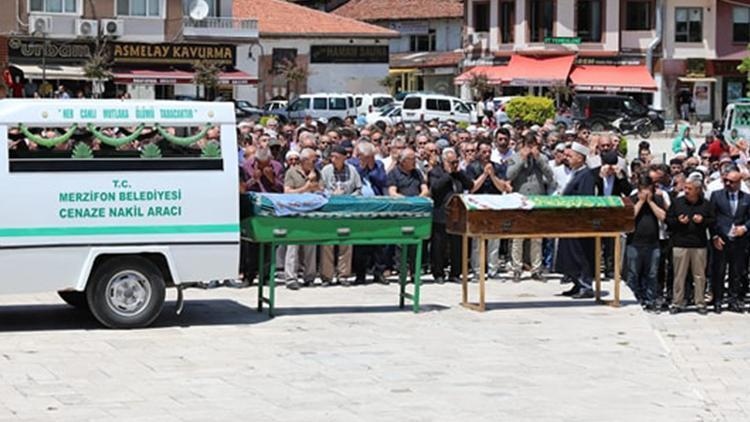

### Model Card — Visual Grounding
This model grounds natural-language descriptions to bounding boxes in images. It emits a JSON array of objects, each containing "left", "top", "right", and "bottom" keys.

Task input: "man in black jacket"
[
  {"left": 666, "top": 175, "right": 715, "bottom": 314},
  {"left": 594, "top": 150, "right": 633, "bottom": 278},
  {"left": 429, "top": 148, "right": 473, "bottom": 284},
  {"left": 709, "top": 166, "right": 750, "bottom": 313}
]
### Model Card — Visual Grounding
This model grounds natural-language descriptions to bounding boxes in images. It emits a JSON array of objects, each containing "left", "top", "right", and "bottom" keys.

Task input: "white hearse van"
[
  {"left": 0, "top": 99, "right": 240, "bottom": 328},
  {"left": 723, "top": 98, "right": 750, "bottom": 142}
]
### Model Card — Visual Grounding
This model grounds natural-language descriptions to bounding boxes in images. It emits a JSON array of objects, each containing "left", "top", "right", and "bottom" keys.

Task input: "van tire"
[
  {"left": 58, "top": 291, "right": 89, "bottom": 310},
  {"left": 86, "top": 256, "right": 166, "bottom": 329}
]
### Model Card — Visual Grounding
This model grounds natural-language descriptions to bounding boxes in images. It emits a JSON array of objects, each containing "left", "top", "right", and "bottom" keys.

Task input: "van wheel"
[
  {"left": 58, "top": 291, "right": 89, "bottom": 310},
  {"left": 86, "top": 257, "right": 166, "bottom": 329},
  {"left": 638, "top": 125, "right": 653, "bottom": 139}
]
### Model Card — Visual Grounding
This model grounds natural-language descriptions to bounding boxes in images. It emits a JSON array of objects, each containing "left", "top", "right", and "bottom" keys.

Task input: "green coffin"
[{"left": 241, "top": 193, "right": 433, "bottom": 244}]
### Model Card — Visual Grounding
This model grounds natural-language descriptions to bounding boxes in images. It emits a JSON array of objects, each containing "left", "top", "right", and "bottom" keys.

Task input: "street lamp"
[{"left": 248, "top": 41, "right": 265, "bottom": 106}]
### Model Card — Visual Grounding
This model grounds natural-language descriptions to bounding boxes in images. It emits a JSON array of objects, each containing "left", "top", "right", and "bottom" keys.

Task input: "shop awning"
[
  {"left": 570, "top": 65, "right": 658, "bottom": 92},
  {"left": 389, "top": 68, "right": 417, "bottom": 75},
  {"left": 112, "top": 69, "right": 257, "bottom": 85},
  {"left": 454, "top": 65, "right": 506, "bottom": 85},
  {"left": 10, "top": 64, "right": 87, "bottom": 80},
  {"left": 504, "top": 55, "right": 575, "bottom": 86}
]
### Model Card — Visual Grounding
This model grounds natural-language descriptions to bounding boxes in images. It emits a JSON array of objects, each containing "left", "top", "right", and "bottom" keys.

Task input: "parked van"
[
  {"left": 401, "top": 94, "right": 475, "bottom": 124},
  {"left": 723, "top": 98, "right": 750, "bottom": 142},
  {"left": 355, "top": 94, "right": 394, "bottom": 115},
  {"left": 0, "top": 99, "right": 240, "bottom": 328},
  {"left": 282, "top": 93, "right": 357, "bottom": 124}
]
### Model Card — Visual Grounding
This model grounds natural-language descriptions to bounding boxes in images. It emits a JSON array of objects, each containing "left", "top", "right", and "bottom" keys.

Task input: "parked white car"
[
  {"left": 365, "top": 103, "right": 403, "bottom": 126},
  {"left": 401, "top": 94, "right": 475, "bottom": 124},
  {"left": 263, "top": 100, "right": 287, "bottom": 113},
  {"left": 355, "top": 94, "right": 395, "bottom": 115},
  {"left": 282, "top": 93, "right": 357, "bottom": 124}
]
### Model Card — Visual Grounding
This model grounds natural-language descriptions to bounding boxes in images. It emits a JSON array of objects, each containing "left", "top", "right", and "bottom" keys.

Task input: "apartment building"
[
  {"left": 0, "top": 0, "right": 259, "bottom": 100},
  {"left": 334, "top": 0, "right": 464, "bottom": 95},
  {"left": 461, "top": 0, "right": 750, "bottom": 120}
]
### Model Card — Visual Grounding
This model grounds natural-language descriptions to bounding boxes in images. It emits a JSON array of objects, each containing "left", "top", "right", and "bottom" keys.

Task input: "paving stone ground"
[{"left": 0, "top": 274, "right": 745, "bottom": 422}]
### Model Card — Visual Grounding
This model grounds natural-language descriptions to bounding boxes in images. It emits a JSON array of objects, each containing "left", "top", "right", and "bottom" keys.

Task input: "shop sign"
[
  {"left": 310, "top": 45, "right": 389, "bottom": 64},
  {"left": 575, "top": 57, "right": 642, "bottom": 66},
  {"left": 389, "top": 21, "right": 429, "bottom": 35},
  {"left": 112, "top": 42, "right": 235, "bottom": 67},
  {"left": 707, "top": 60, "right": 743, "bottom": 77},
  {"left": 544, "top": 37, "right": 581, "bottom": 45},
  {"left": 8, "top": 37, "right": 93, "bottom": 64},
  {"left": 510, "top": 78, "right": 565, "bottom": 86}
]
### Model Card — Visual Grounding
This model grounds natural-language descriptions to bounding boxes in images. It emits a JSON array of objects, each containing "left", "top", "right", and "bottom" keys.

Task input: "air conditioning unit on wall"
[
  {"left": 101, "top": 19, "right": 124, "bottom": 37},
  {"left": 76, "top": 19, "right": 98, "bottom": 38},
  {"left": 29, "top": 15, "right": 53, "bottom": 35}
]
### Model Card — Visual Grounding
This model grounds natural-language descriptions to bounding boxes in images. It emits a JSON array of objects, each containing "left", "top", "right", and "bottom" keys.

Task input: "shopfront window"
[
  {"left": 410, "top": 30, "right": 436, "bottom": 52},
  {"left": 577, "top": 0, "right": 602, "bottom": 42},
  {"left": 625, "top": 0, "right": 652, "bottom": 30},
  {"left": 500, "top": 0, "right": 515, "bottom": 43},
  {"left": 117, "top": 0, "right": 161, "bottom": 17},
  {"left": 675, "top": 7, "right": 702, "bottom": 43},
  {"left": 30, "top": 0, "right": 77, "bottom": 13},
  {"left": 734, "top": 6, "right": 750, "bottom": 43},
  {"left": 528, "top": 0, "right": 554, "bottom": 42},
  {"left": 473, "top": 2, "right": 490, "bottom": 32}
]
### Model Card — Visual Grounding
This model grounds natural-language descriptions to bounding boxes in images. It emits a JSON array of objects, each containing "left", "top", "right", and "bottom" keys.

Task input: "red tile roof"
[
  {"left": 333, "top": 0, "right": 464, "bottom": 21},
  {"left": 233, "top": 0, "right": 399, "bottom": 38}
]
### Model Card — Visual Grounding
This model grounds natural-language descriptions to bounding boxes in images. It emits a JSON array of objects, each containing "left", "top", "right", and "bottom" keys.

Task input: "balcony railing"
[{"left": 182, "top": 16, "right": 258, "bottom": 39}]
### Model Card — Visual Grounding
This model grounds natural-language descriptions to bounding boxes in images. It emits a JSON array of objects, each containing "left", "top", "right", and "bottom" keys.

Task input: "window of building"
[
  {"left": 117, "top": 0, "right": 161, "bottom": 17},
  {"left": 29, "top": 0, "right": 77, "bottom": 13},
  {"left": 528, "top": 0, "right": 555, "bottom": 42},
  {"left": 675, "top": 7, "right": 702, "bottom": 43},
  {"left": 500, "top": 0, "right": 515, "bottom": 43},
  {"left": 734, "top": 6, "right": 750, "bottom": 43},
  {"left": 473, "top": 2, "right": 490, "bottom": 32},
  {"left": 410, "top": 30, "right": 436, "bottom": 52},
  {"left": 577, "top": 0, "right": 602, "bottom": 42},
  {"left": 624, "top": 0, "right": 652, "bottom": 30}
]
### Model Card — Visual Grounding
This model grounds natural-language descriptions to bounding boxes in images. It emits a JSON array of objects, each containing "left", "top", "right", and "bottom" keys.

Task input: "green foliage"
[
  {"left": 378, "top": 74, "right": 400, "bottom": 95},
  {"left": 193, "top": 61, "right": 220, "bottom": 91},
  {"left": 505, "top": 96, "right": 556, "bottom": 125},
  {"left": 140, "top": 143, "right": 162, "bottom": 159},
  {"left": 83, "top": 50, "right": 112, "bottom": 81},
  {"left": 201, "top": 141, "right": 222, "bottom": 158},
  {"left": 71, "top": 143, "right": 94, "bottom": 159},
  {"left": 468, "top": 73, "right": 491, "bottom": 99},
  {"left": 738, "top": 45, "right": 750, "bottom": 96}
]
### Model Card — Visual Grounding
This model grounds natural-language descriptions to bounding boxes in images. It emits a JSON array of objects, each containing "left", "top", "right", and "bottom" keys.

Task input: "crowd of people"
[{"left": 237, "top": 112, "right": 750, "bottom": 315}]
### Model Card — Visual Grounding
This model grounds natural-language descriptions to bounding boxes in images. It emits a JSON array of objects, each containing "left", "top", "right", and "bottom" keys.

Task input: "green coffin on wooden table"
[{"left": 240, "top": 193, "right": 434, "bottom": 316}]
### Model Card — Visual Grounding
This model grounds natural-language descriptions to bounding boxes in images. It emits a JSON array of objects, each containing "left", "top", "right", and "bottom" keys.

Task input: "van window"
[
  {"left": 8, "top": 124, "right": 223, "bottom": 173},
  {"left": 426, "top": 99, "right": 440, "bottom": 111},
  {"left": 454, "top": 101, "right": 470, "bottom": 114},
  {"left": 347, "top": 97, "right": 354, "bottom": 109},
  {"left": 373, "top": 97, "right": 393, "bottom": 108},
  {"left": 329, "top": 98, "right": 347, "bottom": 110},
  {"left": 403, "top": 97, "right": 422, "bottom": 110},
  {"left": 727, "top": 108, "right": 734, "bottom": 130},
  {"left": 437, "top": 100, "right": 451, "bottom": 111},
  {"left": 313, "top": 98, "right": 328, "bottom": 110},
  {"left": 288, "top": 98, "right": 310, "bottom": 111},
  {"left": 355, "top": 97, "right": 363, "bottom": 107}
]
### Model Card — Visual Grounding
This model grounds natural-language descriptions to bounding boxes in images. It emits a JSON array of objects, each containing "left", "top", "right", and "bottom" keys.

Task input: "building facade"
[
  {"left": 462, "top": 0, "right": 750, "bottom": 120},
  {"left": 0, "top": 0, "right": 259, "bottom": 100},
  {"left": 334, "top": 0, "right": 464, "bottom": 96}
]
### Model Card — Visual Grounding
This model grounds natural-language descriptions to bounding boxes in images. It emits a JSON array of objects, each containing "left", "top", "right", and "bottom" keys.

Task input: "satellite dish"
[{"left": 189, "top": 0, "right": 210, "bottom": 20}]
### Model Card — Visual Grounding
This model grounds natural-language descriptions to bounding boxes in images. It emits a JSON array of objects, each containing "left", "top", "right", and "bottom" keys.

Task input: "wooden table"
[{"left": 445, "top": 195, "right": 635, "bottom": 312}]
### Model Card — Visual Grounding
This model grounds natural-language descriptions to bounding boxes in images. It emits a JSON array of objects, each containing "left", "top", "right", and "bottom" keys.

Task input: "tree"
[
  {"left": 738, "top": 45, "right": 750, "bottom": 96},
  {"left": 278, "top": 59, "right": 308, "bottom": 99},
  {"left": 546, "top": 83, "right": 574, "bottom": 107},
  {"left": 193, "top": 61, "right": 220, "bottom": 100},
  {"left": 378, "top": 74, "right": 400, "bottom": 95},
  {"left": 82, "top": 43, "right": 112, "bottom": 98},
  {"left": 468, "top": 73, "right": 491, "bottom": 100}
]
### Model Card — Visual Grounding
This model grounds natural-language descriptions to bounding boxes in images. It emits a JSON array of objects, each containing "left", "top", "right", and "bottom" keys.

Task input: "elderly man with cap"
[
  {"left": 283, "top": 148, "right": 323, "bottom": 290},
  {"left": 556, "top": 142, "right": 598, "bottom": 299},
  {"left": 320, "top": 145, "right": 362, "bottom": 286},
  {"left": 666, "top": 172, "right": 715, "bottom": 314}
]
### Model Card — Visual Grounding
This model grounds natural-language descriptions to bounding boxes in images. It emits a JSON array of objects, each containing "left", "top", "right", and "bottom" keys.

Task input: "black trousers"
[
  {"left": 352, "top": 245, "right": 387, "bottom": 280},
  {"left": 711, "top": 239, "right": 748, "bottom": 305},
  {"left": 658, "top": 239, "right": 674, "bottom": 302},
  {"left": 242, "top": 240, "right": 272, "bottom": 283},
  {"left": 431, "top": 223, "right": 463, "bottom": 279}
]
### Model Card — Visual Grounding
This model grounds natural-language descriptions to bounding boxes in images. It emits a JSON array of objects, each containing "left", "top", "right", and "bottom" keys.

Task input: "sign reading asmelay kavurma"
[
  {"left": 112, "top": 42, "right": 236, "bottom": 67},
  {"left": 310, "top": 45, "right": 389, "bottom": 64}
]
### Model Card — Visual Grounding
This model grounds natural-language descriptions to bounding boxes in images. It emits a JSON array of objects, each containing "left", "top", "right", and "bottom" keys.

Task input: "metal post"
[{"left": 41, "top": 33, "right": 47, "bottom": 97}]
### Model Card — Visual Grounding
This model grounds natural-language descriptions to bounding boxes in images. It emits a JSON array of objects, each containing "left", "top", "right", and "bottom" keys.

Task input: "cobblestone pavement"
[{"left": 0, "top": 274, "right": 745, "bottom": 422}]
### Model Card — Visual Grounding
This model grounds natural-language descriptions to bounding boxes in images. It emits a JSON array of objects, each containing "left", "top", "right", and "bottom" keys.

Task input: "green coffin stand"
[{"left": 240, "top": 193, "right": 434, "bottom": 316}]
